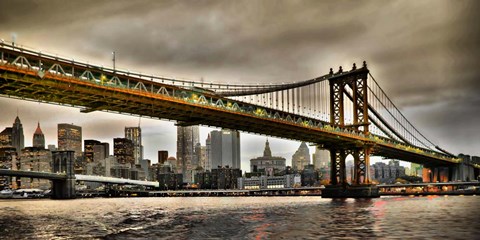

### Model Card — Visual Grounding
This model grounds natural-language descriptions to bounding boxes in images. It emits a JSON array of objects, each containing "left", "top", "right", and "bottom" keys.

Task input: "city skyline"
[
  {"left": 0, "top": 110, "right": 336, "bottom": 172},
  {"left": 1, "top": 0, "right": 479, "bottom": 169}
]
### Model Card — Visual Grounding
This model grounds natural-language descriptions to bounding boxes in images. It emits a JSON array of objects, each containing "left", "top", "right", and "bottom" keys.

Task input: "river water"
[{"left": 0, "top": 196, "right": 478, "bottom": 239}]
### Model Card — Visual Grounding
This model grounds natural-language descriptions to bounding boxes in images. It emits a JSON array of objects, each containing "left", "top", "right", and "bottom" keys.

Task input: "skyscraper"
[
  {"left": 32, "top": 122, "right": 45, "bottom": 149},
  {"left": 292, "top": 142, "right": 311, "bottom": 171},
  {"left": 84, "top": 139, "right": 101, "bottom": 163},
  {"left": 93, "top": 142, "right": 109, "bottom": 162},
  {"left": 58, "top": 123, "right": 82, "bottom": 158},
  {"left": 125, "top": 127, "right": 143, "bottom": 164},
  {"left": 114, "top": 138, "right": 134, "bottom": 165},
  {"left": 12, "top": 116, "right": 24, "bottom": 154},
  {"left": 313, "top": 147, "right": 330, "bottom": 170},
  {"left": 313, "top": 146, "right": 330, "bottom": 181},
  {"left": 176, "top": 125, "right": 199, "bottom": 183},
  {"left": 194, "top": 143, "right": 207, "bottom": 170},
  {"left": 205, "top": 134, "right": 212, "bottom": 171},
  {"left": 210, "top": 129, "right": 240, "bottom": 169}
]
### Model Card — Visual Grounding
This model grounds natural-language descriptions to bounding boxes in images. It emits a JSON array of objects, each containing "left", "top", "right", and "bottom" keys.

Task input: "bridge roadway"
[
  {"left": 0, "top": 169, "right": 159, "bottom": 187},
  {"left": 0, "top": 43, "right": 462, "bottom": 167}
]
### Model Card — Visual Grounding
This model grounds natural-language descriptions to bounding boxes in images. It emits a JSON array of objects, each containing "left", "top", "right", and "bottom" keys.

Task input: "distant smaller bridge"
[{"left": 76, "top": 174, "right": 159, "bottom": 187}]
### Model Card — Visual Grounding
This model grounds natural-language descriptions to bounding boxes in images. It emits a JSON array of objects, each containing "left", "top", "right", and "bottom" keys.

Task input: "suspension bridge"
[{"left": 0, "top": 41, "right": 477, "bottom": 197}]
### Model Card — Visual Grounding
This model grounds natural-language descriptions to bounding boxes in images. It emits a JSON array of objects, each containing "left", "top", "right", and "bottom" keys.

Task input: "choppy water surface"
[{"left": 0, "top": 196, "right": 478, "bottom": 239}]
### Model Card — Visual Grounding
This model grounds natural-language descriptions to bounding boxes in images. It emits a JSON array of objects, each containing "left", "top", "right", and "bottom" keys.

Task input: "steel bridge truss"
[
  {"left": 328, "top": 64, "right": 372, "bottom": 185},
  {"left": 0, "top": 43, "right": 461, "bottom": 172}
]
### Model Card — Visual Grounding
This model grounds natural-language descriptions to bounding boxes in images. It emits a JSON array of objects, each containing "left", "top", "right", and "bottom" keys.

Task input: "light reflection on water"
[{"left": 0, "top": 196, "right": 478, "bottom": 239}]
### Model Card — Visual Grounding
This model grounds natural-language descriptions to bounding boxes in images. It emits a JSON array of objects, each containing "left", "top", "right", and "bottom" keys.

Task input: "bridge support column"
[
  {"left": 451, "top": 155, "right": 476, "bottom": 182},
  {"left": 323, "top": 147, "right": 378, "bottom": 198},
  {"left": 51, "top": 151, "right": 76, "bottom": 199}
]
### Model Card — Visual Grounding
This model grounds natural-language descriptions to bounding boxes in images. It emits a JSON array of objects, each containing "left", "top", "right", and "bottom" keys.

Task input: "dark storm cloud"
[
  {"left": 0, "top": 0, "right": 479, "bottom": 158},
  {"left": 3, "top": 0, "right": 477, "bottom": 105}
]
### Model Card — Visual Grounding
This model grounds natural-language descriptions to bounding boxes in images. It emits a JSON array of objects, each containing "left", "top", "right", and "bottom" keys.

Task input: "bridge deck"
[
  {"left": 0, "top": 44, "right": 461, "bottom": 167},
  {"left": 0, "top": 169, "right": 67, "bottom": 180}
]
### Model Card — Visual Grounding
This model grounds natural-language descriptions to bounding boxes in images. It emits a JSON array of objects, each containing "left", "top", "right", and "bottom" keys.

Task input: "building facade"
[
  {"left": 0, "top": 127, "right": 13, "bottom": 147},
  {"left": 292, "top": 142, "right": 311, "bottom": 171},
  {"left": 205, "top": 134, "right": 212, "bottom": 171},
  {"left": 93, "top": 142, "right": 109, "bottom": 162},
  {"left": 125, "top": 127, "right": 143, "bottom": 164},
  {"left": 84, "top": 139, "right": 101, "bottom": 163},
  {"left": 176, "top": 125, "right": 199, "bottom": 183},
  {"left": 250, "top": 139, "right": 286, "bottom": 176},
  {"left": 237, "top": 174, "right": 302, "bottom": 190},
  {"left": 158, "top": 150, "right": 168, "bottom": 165},
  {"left": 12, "top": 116, "right": 24, "bottom": 154},
  {"left": 19, "top": 147, "right": 52, "bottom": 189},
  {"left": 0, "top": 147, "right": 17, "bottom": 190},
  {"left": 113, "top": 138, "right": 135, "bottom": 166},
  {"left": 32, "top": 122, "right": 45, "bottom": 149},
  {"left": 194, "top": 143, "right": 207, "bottom": 171},
  {"left": 58, "top": 123, "right": 82, "bottom": 158},
  {"left": 313, "top": 147, "right": 330, "bottom": 181},
  {"left": 371, "top": 160, "right": 406, "bottom": 184},
  {"left": 210, "top": 129, "right": 241, "bottom": 169}
]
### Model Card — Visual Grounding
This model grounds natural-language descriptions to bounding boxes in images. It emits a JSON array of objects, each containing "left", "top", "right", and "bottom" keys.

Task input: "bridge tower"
[
  {"left": 323, "top": 62, "right": 379, "bottom": 198},
  {"left": 51, "top": 151, "right": 76, "bottom": 199}
]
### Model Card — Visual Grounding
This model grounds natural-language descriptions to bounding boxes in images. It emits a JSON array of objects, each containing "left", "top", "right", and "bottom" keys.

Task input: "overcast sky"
[{"left": 1, "top": 0, "right": 479, "bottom": 170}]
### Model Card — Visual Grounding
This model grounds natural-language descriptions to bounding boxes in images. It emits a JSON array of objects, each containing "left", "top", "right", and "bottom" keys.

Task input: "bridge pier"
[
  {"left": 51, "top": 151, "right": 76, "bottom": 199},
  {"left": 451, "top": 154, "right": 476, "bottom": 182},
  {"left": 323, "top": 147, "right": 379, "bottom": 198},
  {"left": 323, "top": 64, "right": 378, "bottom": 198}
]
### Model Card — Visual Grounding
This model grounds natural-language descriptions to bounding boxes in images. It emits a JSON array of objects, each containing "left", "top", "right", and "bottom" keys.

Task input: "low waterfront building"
[
  {"left": 237, "top": 174, "right": 301, "bottom": 190},
  {"left": 371, "top": 160, "right": 406, "bottom": 184},
  {"left": 158, "top": 172, "right": 183, "bottom": 190},
  {"left": 194, "top": 167, "right": 242, "bottom": 189}
]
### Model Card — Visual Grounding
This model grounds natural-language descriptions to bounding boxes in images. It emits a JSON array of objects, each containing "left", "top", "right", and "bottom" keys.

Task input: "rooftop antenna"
[{"left": 138, "top": 116, "right": 141, "bottom": 128}]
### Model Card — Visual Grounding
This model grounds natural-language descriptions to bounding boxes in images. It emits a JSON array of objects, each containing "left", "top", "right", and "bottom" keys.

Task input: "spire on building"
[
  {"left": 12, "top": 115, "right": 24, "bottom": 153},
  {"left": 263, "top": 139, "right": 272, "bottom": 157},
  {"left": 33, "top": 121, "right": 45, "bottom": 149},
  {"left": 34, "top": 122, "right": 43, "bottom": 135}
]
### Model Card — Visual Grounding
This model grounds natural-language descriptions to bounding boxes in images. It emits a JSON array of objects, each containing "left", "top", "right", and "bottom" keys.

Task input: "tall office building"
[
  {"left": 176, "top": 125, "right": 199, "bottom": 183},
  {"left": 313, "top": 147, "right": 330, "bottom": 170},
  {"left": 312, "top": 146, "right": 330, "bottom": 181},
  {"left": 205, "top": 134, "right": 212, "bottom": 171},
  {"left": 32, "top": 122, "right": 45, "bottom": 149},
  {"left": 0, "top": 127, "right": 12, "bottom": 146},
  {"left": 210, "top": 129, "right": 240, "bottom": 169},
  {"left": 84, "top": 139, "right": 101, "bottom": 163},
  {"left": 125, "top": 127, "right": 143, "bottom": 164},
  {"left": 114, "top": 138, "right": 134, "bottom": 165},
  {"left": 194, "top": 143, "right": 207, "bottom": 170},
  {"left": 93, "top": 142, "right": 109, "bottom": 162},
  {"left": 58, "top": 123, "right": 82, "bottom": 158},
  {"left": 12, "top": 116, "right": 24, "bottom": 154},
  {"left": 292, "top": 142, "right": 311, "bottom": 171}
]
